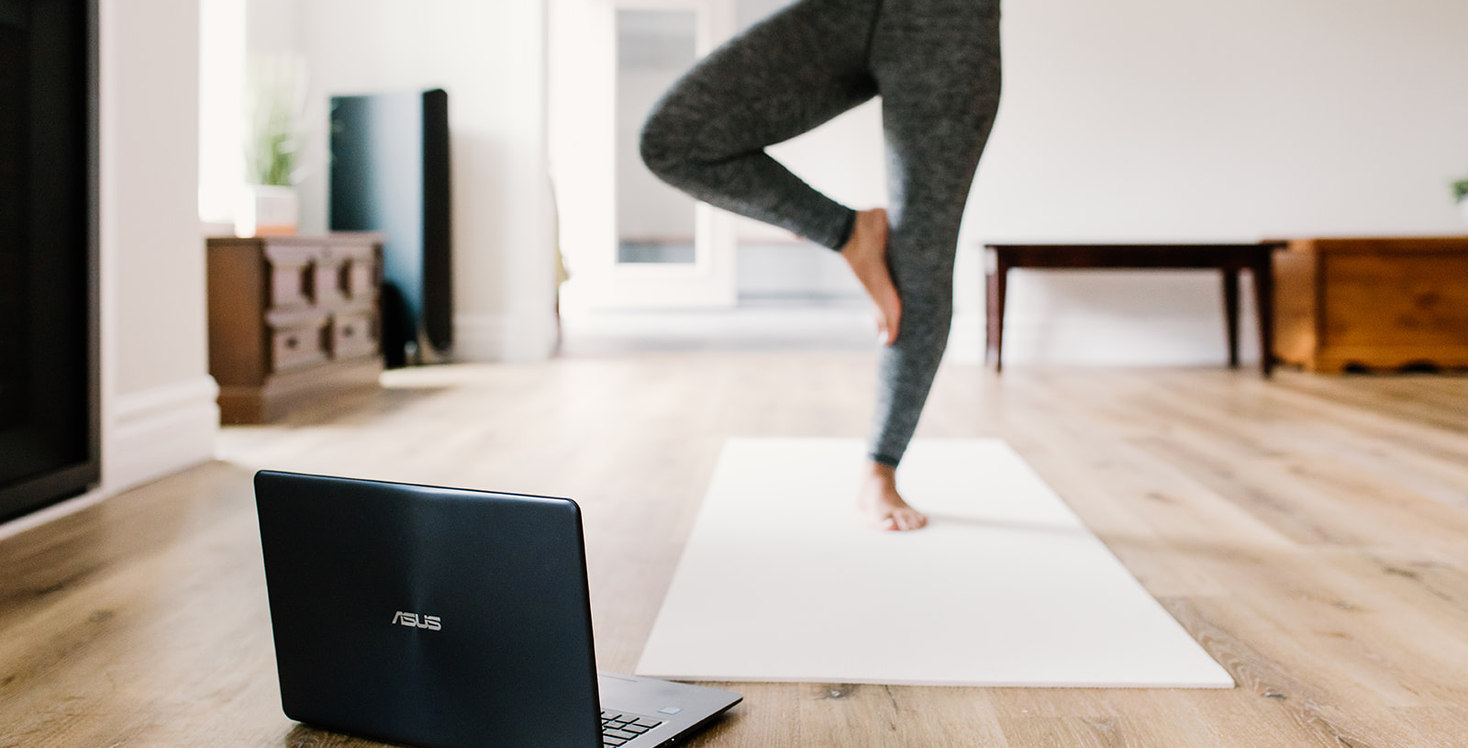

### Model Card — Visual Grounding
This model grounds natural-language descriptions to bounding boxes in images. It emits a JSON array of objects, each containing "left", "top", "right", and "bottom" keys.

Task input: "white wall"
[
  {"left": 288, "top": 0, "right": 557, "bottom": 362},
  {"left": 101, "top": 0, "right": 218, "bottom": 494},
  {"left": 197, "top": 0, "right": 245, "bottom": 224},
  {"left": 245, "top": 0, "right": 299, "bottom": 52},
  {"left": 726, "top": 0, "right": 1468, "bottom": 364},
  {"left": 977, "top": 0, "right": 1468, "bottom": 240},
  {"left": 964, "top": 0, "right": 1468, "bottom": 364}
]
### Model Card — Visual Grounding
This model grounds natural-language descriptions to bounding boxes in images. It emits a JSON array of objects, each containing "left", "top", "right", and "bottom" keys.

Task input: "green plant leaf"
[{"left": 243, "top": 54, "right": 307, "bottom": 187}]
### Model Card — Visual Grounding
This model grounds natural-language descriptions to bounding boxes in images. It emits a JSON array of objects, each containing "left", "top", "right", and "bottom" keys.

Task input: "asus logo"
[{"left": 391, "top": 611, "right": 443, "bottom": 631}]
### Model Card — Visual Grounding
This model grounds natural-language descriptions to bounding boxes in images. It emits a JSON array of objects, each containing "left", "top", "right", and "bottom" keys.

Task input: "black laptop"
[{"left": 254, "top": 470, "right": 741, "bottom": 748}]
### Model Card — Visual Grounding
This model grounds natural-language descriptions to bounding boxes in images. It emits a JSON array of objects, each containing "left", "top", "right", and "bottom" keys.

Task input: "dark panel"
[
  {"left": 0, "top": 9, "right": 29, "bottom": 436},
  {"left": 420, "top": 89, "right": 452, "bottom": 353},
  {"left": 0, "top": 0, "right": 100, "bottom": 522},
  {"left": 329, "top": 90, "right": 452, "bottom": 367}
]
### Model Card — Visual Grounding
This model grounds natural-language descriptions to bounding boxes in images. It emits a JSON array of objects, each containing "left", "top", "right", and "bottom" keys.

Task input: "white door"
[{"left": 550, "top": 0, "right": 738, "bottom": 309}]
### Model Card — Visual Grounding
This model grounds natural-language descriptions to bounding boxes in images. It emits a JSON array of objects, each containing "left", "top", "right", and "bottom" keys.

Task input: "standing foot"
[
  {"left": 840, "top": 208, "right": 902, "bottom": 345},
  {"left": 857, "top": 462, "right": 927, "bottom": 532}
]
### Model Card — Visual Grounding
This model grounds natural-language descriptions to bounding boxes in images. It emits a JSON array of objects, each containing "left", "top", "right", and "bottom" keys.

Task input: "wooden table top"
[{"left": 984, "top": 242, "right": 1281, "bottom": 269}]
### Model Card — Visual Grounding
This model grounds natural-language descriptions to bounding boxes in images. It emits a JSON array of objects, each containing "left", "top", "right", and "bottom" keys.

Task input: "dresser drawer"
[
  {"left": 269, "top": 319, "right": 329, "bottom": 372},
  {"left": 1322, "top": 252, "right": 1468, "bottom": 347},
  {"left": 330, "top": 312, "right": 378, "bottom": 360},
  {"left": 309, "top": 243, "right": 379, "bottom": 308},
  {"left": 339, "top": 250, "right": 378, "bottom": 303},
  {"left": 264, "top": 244, "right": 321, "bottom": 309}
]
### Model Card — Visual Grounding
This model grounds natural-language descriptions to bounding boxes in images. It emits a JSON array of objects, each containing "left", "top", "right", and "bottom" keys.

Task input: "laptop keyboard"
[{"left": 601, "top": 710, "right": 665, "bottom": 746}]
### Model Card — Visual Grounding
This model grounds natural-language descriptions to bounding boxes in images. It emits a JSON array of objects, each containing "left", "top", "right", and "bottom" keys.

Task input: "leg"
[
  {"left": 986, "top": 252, "right": 1008, "bottom": 372},
  {"left": 1253, "top": 255, "right": 1276, "bottom": 377},
  {"left": 1223, "top": 267, "right": 1241, "bottom": 368},
  {"left": 641, "top": 0, "right": 902, "bottom": 343},
  {"left": 859, "top": 0, "right": 1003, "bottom": 529},
  {"left": 867, "top": 0, "right": 1002, "bottom": 466},
  {"left": 983, "top": 248, "right": 994, "bottom": 363},
  {"left": 639, "top": 0, "right": 880, "bottom": 250}
]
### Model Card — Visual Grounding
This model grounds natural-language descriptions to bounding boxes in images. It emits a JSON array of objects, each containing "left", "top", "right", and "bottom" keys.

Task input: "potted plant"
[
  {"left": 1455, "top": 176, "right": 1468, "bottom": 224},
  {"left": 236, "top": 55, "right": 306, "bottom": 237}
]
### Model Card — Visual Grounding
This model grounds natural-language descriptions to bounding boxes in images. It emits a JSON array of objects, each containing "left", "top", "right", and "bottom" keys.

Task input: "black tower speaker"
[{"left": 329, "top": 89, "right": 452, "bottom": 367}]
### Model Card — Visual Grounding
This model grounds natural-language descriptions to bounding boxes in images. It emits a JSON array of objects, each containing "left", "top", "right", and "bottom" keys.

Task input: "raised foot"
[
  {"left": 840, "top": 208, "right": 901, "bottom": 346},
  {"left": 857, "top": 464, "right": 927, "bottom": 532}
]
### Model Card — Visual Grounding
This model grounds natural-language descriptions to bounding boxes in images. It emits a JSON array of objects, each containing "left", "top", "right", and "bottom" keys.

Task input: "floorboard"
[{"left": 1, "top": 355, "right": 1465, "bottom": 747}]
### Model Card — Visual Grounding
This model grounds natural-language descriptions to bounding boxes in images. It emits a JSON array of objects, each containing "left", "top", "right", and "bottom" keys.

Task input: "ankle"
[
  {"left": 841, "top": 208, "right": 880, "bottom": 255},
  {"left": 865, "top": 460, "right": 897, "bottom": 484},
  {"left": 839, "top": 217, "right": 863, "bottom": 256}
]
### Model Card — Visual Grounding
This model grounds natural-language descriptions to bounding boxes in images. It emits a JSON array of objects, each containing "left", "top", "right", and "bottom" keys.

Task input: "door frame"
[{"left": 549, "top": 0, "right": 738, "bottom": 309}]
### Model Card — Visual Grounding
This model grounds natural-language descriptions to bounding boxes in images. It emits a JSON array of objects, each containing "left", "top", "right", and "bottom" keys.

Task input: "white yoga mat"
[{"left": 636, "top": 438, "right": 1234, "bottom": 688}]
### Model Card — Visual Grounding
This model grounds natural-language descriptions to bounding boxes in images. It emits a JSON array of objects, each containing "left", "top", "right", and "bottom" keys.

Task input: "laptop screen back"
[{"left": 255, "top": 471, "right": 603, "bottom": 748}]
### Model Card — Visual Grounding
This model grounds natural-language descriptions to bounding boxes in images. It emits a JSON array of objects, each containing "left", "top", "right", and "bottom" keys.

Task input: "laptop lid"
[{"left": 255, "top": 470, "right": 603, "bottom": 748}]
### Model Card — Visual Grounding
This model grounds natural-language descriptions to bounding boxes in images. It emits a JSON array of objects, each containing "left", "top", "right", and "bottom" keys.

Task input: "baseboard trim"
[
  {"left": 453, "top": 314, "right": 509, "bottom": 362},
  {"left": 455, "top": 312, "right": 559, "bottom": 363},
  {"left": 104, "top": 375, "right": 220, "bottom": 495}
]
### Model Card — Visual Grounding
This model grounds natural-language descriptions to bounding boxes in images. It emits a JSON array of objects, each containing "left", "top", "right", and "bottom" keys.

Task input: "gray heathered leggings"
[{"left": 640, "top": 0, "right": 1002, "bottom": 467}]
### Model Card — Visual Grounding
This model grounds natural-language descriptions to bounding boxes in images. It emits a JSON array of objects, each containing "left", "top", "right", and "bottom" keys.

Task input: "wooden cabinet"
[
  {"left": 207, "top": 234, "right": 385, "bottom": 423},
  {"left": 1274, "top": 237, "right": 1468, "bottom": 372}
]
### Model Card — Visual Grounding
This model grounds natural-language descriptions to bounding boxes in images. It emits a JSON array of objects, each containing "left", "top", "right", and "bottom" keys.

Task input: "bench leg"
[
  {"left": 1223, "top": 269, "right": 1241, "bottom": 369},
  {"left": 986, "top": 263, "right": 1008, "bottom": 372}
]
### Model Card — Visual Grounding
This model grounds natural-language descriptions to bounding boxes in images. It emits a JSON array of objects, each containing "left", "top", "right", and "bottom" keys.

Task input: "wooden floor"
[{"left": 3, "top": 353, "right": 1467, "bottom": 747}]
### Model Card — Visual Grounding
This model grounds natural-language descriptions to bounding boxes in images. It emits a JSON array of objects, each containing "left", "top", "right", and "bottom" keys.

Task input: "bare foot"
[
  {"left": 840, "top": 208, "right": 901, "bottom": 345},
  {"left": 857, "top": 462, "right": 927, "bottom": 531}
]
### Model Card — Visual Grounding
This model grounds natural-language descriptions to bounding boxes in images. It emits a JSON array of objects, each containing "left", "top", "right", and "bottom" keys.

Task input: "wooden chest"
[
  {"left": 1273, "top": 237, "right": 1468, "bottom": 372},
  {"left": 207, "top": 234, "right": 384, "bottom": 423}
]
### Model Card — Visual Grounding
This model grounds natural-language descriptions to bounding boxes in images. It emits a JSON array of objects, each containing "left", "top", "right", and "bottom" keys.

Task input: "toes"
[
  {"left": 880, "top": 290, "right": 901, "bottom": 346},
  {"left": 893, "top": 508, "right": 927, "bottom": 531},
  {"left": 877, "top": 310, "right": 902, "bottom": 346},
  {"left": 868, "top": 508, "right": 926, "bottom": 531}
]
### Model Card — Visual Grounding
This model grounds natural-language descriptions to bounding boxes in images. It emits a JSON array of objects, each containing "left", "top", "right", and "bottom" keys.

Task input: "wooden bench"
[{"left": 983, "top": 242, "right": 1283, "bottom": 376}]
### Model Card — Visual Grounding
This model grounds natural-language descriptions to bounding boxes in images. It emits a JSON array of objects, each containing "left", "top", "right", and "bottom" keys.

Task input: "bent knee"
[{"left": 638, "top": 104, "right": 686, "bottom": 180}]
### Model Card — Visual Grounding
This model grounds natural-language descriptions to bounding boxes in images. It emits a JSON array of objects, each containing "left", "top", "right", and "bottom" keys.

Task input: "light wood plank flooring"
[{"left": 2, "top": 354, "right": 1467, "bottom": 747}]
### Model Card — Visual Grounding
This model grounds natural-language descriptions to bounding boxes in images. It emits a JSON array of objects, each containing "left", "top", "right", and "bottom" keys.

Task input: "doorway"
[{"left": 550, "top": 0, "right": 738, "bottom": 311}]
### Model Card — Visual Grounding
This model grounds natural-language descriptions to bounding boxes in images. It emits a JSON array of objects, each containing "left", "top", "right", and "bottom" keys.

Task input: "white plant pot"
[
  {"left": 1460, "top": 198, "right": 1468, "bottom": 225},
  {"left": 235, "top": 185, "right": 299, "bottom": 237}
]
